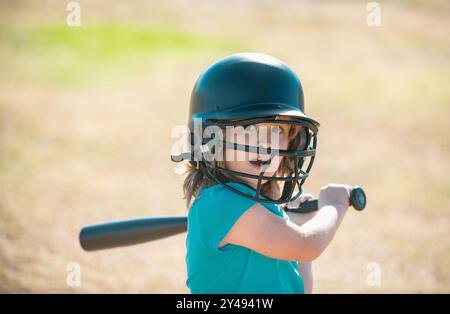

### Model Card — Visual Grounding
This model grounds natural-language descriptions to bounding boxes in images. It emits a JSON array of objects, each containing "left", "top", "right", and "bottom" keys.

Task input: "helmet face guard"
[{"left": 172, "top": 116, "right": 319, "bottom": 204}]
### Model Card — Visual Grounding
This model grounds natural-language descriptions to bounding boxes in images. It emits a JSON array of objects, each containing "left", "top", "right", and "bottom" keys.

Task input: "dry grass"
[{"left": 0, "top": 0, "right": 449, "bottom": 293}]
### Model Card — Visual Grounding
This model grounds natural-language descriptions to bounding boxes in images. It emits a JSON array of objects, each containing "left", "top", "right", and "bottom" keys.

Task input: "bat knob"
[{"left": 350, "top": 186, "right": 367, "bottom": 211}]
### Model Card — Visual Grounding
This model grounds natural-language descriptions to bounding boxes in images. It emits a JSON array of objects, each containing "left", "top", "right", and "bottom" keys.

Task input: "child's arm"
[
  {"left": 298, "top": 261, "right": 313, "bottom": 294},
  {"left": 286, "top": 194, "right": 316, "bottom": 294},
  {"left": 222, "top": 184, "right": 351, "bottom": 262}
]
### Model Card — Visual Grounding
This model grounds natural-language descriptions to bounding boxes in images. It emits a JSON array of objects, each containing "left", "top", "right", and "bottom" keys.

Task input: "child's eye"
[
  {"left": 246, "top": 125, "right": 257, "bottom": 132},
  {"left": 271, "top": 125, "right": 283, "bottom": 134}
]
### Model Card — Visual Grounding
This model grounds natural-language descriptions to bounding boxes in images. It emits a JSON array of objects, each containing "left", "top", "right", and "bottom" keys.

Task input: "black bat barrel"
[{"left": 79, "top": 216, "right": 188, "bottom": 251}]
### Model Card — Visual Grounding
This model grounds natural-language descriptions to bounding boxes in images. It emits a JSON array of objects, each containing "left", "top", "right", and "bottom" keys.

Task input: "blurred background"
[{"left": 0, "top": 0, "right": 449, "bottom": 293}]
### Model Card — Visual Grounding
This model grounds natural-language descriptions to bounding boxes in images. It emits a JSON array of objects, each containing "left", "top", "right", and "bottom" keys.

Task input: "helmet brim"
[{"left": 196, "top": 102, "right": 320, "bottom": 128}]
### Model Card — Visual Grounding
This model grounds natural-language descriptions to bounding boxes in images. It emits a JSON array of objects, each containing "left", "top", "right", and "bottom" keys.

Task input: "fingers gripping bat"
[{"left": 79, "top": 187, "right": 366, "bottom": 251}]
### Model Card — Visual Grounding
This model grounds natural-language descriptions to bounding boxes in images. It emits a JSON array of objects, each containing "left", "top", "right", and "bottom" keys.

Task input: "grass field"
[{"left": 0, "top": 0, "right": 449, "bottom": 293}]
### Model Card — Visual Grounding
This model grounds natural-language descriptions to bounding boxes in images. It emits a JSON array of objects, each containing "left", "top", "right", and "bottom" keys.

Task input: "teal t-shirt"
[{"left": 185, "top": 182, "right": 304, "bottom": 294}]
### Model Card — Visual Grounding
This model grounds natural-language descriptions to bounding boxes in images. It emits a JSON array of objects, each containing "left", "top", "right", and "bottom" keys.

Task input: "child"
[{"left": 173, "top": 53, "right": 351, "bottom": 294}]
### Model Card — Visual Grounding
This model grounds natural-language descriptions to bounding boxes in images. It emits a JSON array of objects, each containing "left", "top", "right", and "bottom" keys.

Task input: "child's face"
[{"left": 224, "top": 122, "right": 291, "bottom": 189}]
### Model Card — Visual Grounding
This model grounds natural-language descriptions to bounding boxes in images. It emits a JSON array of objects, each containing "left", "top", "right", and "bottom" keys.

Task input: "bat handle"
[{"left": 284, "top": 186, "right": 367, "bottom": 213}]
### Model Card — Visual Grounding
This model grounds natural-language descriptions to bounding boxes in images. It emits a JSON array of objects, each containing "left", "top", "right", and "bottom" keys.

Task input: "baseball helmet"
[{"left": 172, "top": 52, "right": 320, "bottom": 204}]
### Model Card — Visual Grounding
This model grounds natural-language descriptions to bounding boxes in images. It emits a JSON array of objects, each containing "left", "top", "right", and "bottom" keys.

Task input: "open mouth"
[{"left": 249, "top": 159, "right": 271, "bottom": 169}]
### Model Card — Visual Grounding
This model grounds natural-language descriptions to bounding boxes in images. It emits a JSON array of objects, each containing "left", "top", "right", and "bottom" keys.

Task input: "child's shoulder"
[
  {"left": 196, "top": 182, "right": 256, "bottom": 203},
  {"left": 187, "top": 182, "right": 256, "bottom": 220},
  {"left": 191, "top": 182, "right": 282, "bottom": 216}
]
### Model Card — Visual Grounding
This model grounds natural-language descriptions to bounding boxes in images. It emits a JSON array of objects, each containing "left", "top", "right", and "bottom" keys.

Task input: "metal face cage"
[{"left": 171, "top": 117, "right": 319, "bottom": 205}]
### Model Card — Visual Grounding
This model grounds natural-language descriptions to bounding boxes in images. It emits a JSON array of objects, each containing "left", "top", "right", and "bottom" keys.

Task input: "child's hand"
[
  {"left": 318, "top": 183, "right": 351, "bottom": 212},
  {"left": 286, "top": 193, "right": 316, "bottom": 226},
  {"left": 287, "top": 192, "right": 314, "bottom": 209}
]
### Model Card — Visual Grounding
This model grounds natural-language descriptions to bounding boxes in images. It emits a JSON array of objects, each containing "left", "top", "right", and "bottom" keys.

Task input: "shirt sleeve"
[{"left": 195, "top": 184, "right": 257, "bottom": 253}]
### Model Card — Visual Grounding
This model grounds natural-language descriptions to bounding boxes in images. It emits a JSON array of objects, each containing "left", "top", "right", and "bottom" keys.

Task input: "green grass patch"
[{"left": 0, "top": 23, "right": 244, "bottom": 86}]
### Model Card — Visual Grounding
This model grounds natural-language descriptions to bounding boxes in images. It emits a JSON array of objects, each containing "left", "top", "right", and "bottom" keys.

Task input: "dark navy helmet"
[{"left": 173, "top": 52, "right": 320, "bottom": 204}]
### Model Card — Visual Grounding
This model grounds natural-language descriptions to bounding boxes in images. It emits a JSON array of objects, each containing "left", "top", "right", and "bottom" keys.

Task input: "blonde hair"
[{"left": 178, "top": 123, "right": 301, "bottom": 209}]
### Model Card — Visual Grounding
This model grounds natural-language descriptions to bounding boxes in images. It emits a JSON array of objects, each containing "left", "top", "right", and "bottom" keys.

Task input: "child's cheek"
[
  {"left": 277, "top": 134, "right": 289, "bottom": 150},
  {"left": 226, "top": 148, "right": 234, "bottom": 161},
  {"left": 266, "top": 155, "right": 283, "bottom": 173}
]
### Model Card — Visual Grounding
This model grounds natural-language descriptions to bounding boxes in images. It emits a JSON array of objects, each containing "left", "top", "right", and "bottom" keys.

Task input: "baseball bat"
[{"left": 79, "top": 187, "right": 366, "bottom": 251}]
